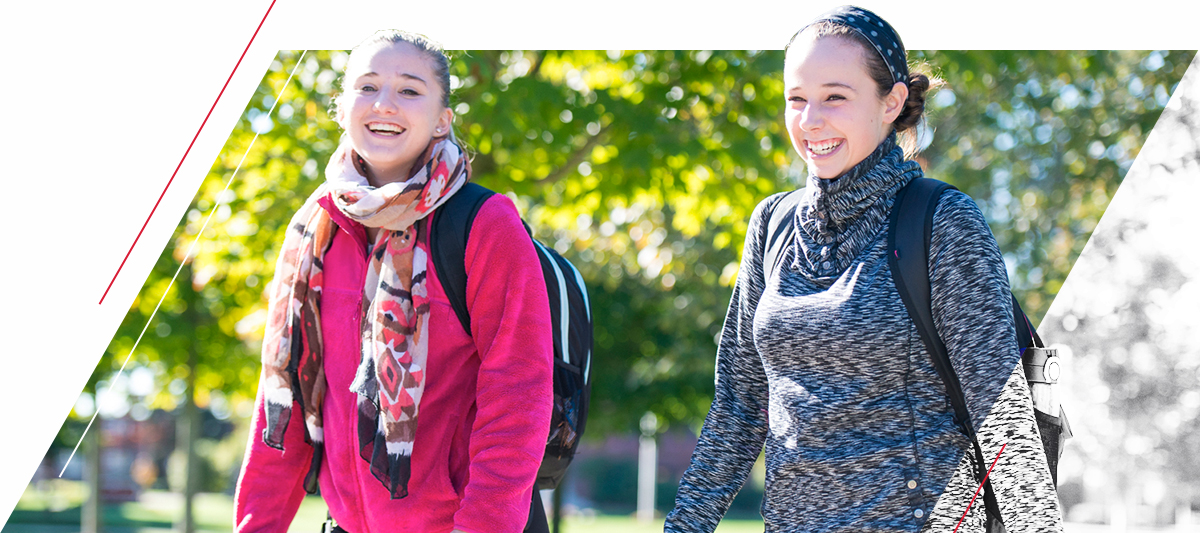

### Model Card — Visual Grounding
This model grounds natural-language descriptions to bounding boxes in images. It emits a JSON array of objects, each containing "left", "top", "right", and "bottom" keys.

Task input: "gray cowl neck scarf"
[{"left": 793, "top": 133, "right": 923, "bottom": 282}]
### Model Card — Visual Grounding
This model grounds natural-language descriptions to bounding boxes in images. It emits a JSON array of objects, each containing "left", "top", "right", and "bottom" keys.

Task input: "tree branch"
[
  {"left": 528, "top": 50, "right": 546, "bottom": 79},
  {"left": 537, "top": 125, "right": 609, "bottom": 185}
]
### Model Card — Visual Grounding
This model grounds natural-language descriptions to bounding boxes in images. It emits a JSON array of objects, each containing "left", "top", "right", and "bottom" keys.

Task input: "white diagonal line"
[{"left": 61, "top": 50, "right": 309, "bottom": 476}]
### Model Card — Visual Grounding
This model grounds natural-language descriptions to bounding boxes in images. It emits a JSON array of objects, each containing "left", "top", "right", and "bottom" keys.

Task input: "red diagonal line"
[
  {"left": 953, "top": 442, "right": 1007, "bottom": 533},
  {"left": 98, "top": 0, "right": 278, "bottom": 305}
]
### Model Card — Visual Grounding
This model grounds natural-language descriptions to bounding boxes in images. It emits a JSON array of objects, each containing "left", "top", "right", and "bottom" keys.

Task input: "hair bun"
[{"left": 894, "top": 73, "right": 931, "bottom": 133}]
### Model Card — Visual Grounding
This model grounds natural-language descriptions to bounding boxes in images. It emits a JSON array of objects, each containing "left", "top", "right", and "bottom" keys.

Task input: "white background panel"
[{"left": 1, "top": 0, "right": 1197, "bottom": 524}]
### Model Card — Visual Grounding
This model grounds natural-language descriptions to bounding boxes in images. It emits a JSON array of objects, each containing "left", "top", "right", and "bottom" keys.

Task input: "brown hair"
[
  {"left": 343, "top": 29, "right": 452, "bottom": 107},
  {"left": 334, "top": 30, "right": 469, "bottom": 155},
  {"left": 789, "top": 23, "right": 943, "bottom": 158}
]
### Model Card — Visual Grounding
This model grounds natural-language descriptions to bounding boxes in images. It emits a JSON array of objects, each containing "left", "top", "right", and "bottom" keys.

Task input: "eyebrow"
[
  {"left": 357, "top": 71, "right": 429, "bottom": 84},
  {"left": 787, "top": 81, "right": 857, "bottom": 93},
  {"left": 821, "top": 82, "right": 855, "bottom": 90}
]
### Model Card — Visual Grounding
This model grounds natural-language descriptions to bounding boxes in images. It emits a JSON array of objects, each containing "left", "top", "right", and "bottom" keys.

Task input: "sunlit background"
[
  {"left": 9, "top": 49, "right": 1197, "bottom": 532},
  {"left": 1039, "top": 57, "right": 1200, "bottom": 531}
]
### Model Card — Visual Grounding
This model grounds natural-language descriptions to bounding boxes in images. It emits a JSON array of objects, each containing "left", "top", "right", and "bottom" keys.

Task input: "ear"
[
  {"left": 334, "top": 97, "right": 346, "bottom": 129},
  {"left": 436, "top": 107, "right": 454, "bottom": 137},
  {"left": 882, "top": 81, "right": 908, "bottom": 125}
]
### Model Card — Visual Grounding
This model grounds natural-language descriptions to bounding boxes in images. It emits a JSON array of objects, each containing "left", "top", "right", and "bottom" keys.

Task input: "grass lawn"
[
  {"left": 6, "top": 480, "right": 329, "bottom": 532},
  {"left": 4, "top": 482, "right": 1125, "bottom": 533},
  {"left": 7, "top": 481, "right": 766, "bottom": 532}
]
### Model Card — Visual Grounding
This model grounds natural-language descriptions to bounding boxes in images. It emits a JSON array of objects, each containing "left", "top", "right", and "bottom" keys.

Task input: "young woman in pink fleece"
[{"left": 234, "top": 30, "right": 554, "bottom": 533}]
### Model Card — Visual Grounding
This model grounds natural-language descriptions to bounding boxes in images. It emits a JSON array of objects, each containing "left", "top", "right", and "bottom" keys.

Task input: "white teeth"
[
  {"left": 368, "top": 123, "right": 402, "bottom": 134},
  {"left": 808, "top": 139, "right": 842, "bottom": 155}
]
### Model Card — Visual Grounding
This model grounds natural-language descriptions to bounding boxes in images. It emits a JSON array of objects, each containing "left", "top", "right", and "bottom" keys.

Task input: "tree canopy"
[{"left": 67, "top": 49, "right": 1192, "bottom": 445}]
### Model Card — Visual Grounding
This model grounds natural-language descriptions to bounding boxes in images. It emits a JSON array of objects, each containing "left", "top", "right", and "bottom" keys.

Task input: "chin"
[{"left": 807, "top": 162, "right": 842, "bottom": 180}]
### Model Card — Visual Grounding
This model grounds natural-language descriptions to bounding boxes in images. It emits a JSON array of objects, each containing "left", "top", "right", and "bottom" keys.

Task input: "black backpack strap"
[
  {"left": 763, "top": 190, "right": 805, "bottom": 276},
  {"left": 887, "top": 178, "right": 962, "bottom": 425},
  {"left": 1012, "top": 296, "right": 1043, "bottom": 350},
  {"left": 429, "top": 182, "right": 496, "bottom": 336},
  {"left": 887, "top": 177, "right": 1004, "bottom": 527}
]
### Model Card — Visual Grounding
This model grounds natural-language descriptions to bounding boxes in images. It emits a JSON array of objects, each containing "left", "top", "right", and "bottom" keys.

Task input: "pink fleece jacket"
[{"left": 234, "top": 192, "right": 554, "bottom": 533}]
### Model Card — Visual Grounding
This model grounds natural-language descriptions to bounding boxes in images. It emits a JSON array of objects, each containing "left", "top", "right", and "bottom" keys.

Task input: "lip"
[
  {"left": 365, "top": 121, "right": 405, "bottom": 137},
  {"left": 804, "top": 138, "right": 844, "bottom": 159}
]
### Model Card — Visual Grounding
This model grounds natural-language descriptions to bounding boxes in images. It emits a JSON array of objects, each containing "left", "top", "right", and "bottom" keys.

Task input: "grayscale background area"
[{"left": 1040, "top": 53, "right": 1200, "bottom": 530}]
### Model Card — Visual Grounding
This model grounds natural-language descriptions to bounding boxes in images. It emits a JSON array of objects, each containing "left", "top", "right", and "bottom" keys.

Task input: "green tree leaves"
[{"left": 80, "top": 48, "right": 1190, "bottom": 441}]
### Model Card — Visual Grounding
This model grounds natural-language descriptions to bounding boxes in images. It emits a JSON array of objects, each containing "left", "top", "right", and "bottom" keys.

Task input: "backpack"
[
  {"left": 764, "top": 178, "right": 1071, "bottom": 530},
  {"left": 429, "top": 182, "right": 593, "bottom": 490}
]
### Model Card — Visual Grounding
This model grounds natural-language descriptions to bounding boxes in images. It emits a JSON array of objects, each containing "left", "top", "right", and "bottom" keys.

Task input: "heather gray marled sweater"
[{"left": 665, "top": 137, "right": 1061, "bottom": 533}]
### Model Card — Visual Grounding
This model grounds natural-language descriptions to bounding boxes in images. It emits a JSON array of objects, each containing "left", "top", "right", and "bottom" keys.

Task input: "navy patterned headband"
[{"left": 797, "top": 5, "right": 909, "bottom": 86}]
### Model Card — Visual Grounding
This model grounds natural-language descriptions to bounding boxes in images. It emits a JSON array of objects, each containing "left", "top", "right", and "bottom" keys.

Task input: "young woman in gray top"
[{"left": 665, "top": 6, "right": 1061, "bottom": 533}]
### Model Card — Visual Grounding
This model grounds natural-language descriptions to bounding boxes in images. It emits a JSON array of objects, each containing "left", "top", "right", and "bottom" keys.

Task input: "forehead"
[
  {"left": 784, "top": 33, "right": 871, "bottom": 86},
  {"left": 345, "top": 41, "right": 435, "bottom": 78}
]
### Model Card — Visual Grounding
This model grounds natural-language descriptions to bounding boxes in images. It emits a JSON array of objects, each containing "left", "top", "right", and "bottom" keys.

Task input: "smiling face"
[
  {"left": 784, "top": 32, "right": 907, "bottom": 180},
  {"left": 337, "top": 41, "right": 453, "bottom": 186}
]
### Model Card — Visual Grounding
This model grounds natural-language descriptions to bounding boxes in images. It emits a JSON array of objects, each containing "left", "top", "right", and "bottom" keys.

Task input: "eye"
[
  {"left": 400, "top": 88, "right": 420, "bottom": 96},
  {"left": 788, "top": 96, "right": 807, "bottom": 103},
  {"left": 826, "top": 94, "right": 846, "bottom": 102},
  {"left": 359, "top": 84, "right": 377, "bottom": 92}
]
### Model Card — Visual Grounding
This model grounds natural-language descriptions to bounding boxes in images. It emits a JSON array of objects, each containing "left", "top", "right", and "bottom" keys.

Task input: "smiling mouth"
[
  {"left": 367, "top": 122, "right": 404, "bottom": 136},
  {"left": 807, "top": 139, "right": 843, "bottom": 156}
]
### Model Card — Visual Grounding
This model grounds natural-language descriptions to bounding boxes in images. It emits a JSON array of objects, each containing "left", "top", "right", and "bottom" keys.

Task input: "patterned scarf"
[
  {"left": 793, "top": 133, "right": 921, "bottom": 282},
  {"left": 260, "top": 135, "right": 470, "bottom": 499}
]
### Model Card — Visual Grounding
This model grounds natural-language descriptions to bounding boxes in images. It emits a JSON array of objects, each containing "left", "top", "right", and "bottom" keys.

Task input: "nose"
[
  {"left": 372, "top": 90, "right": 399, "bottom": 114},
  {"left": 799, "top": 104, "right": 822, "bottom": 132}
]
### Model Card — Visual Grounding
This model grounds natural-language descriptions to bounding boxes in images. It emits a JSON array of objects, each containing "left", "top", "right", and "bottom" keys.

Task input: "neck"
[{"left": 357, "top": 157, "right": 412, "bottom": 188}]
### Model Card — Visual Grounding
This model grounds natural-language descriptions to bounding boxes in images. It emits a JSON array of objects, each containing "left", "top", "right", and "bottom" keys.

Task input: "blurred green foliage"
[
  {"left": 915, "top": 50, "right": 1189, "bottom": 316},
  {"left": 1035, "top": 78, "right": 1200, "bottom": 513},
  {"left": 65, "top": 48, "right": 1192, "bottom": 453}
]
